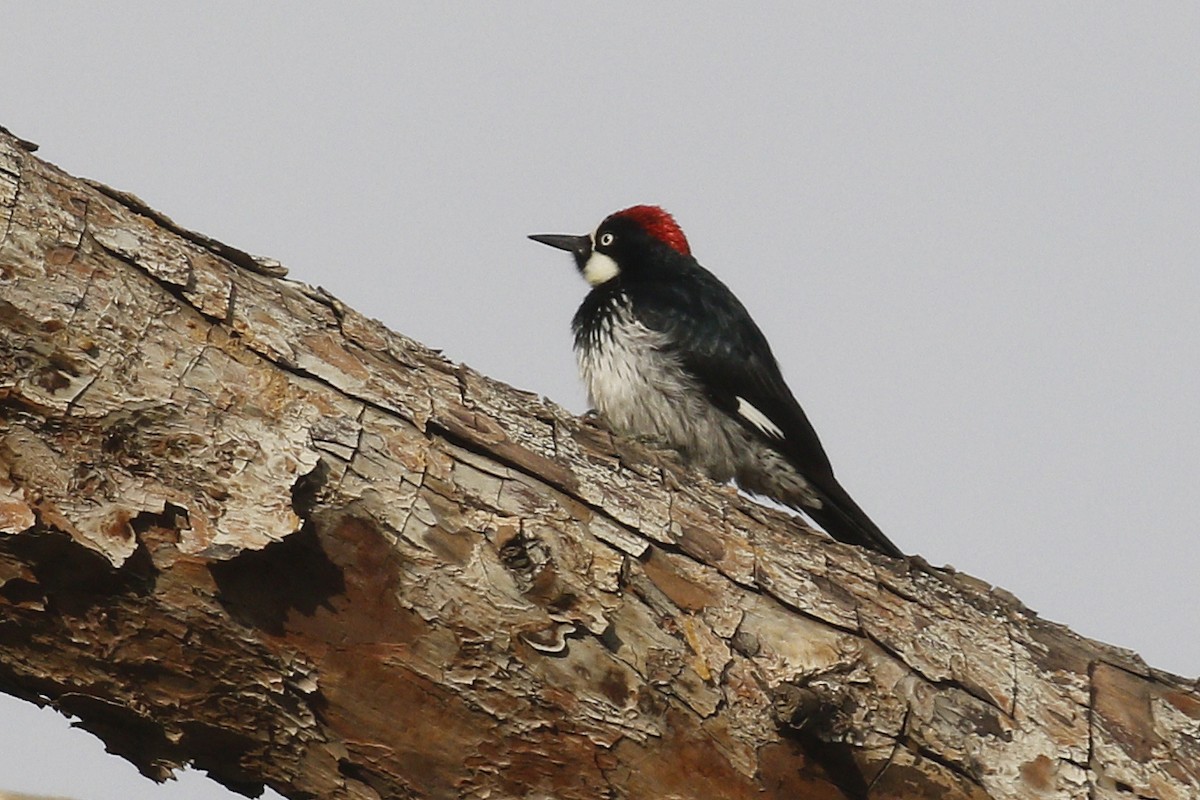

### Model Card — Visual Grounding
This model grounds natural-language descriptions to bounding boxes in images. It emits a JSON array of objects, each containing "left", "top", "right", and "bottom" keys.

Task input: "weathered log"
[{"left": 0, "top": 126, "right": 1196, "bottom": 800}]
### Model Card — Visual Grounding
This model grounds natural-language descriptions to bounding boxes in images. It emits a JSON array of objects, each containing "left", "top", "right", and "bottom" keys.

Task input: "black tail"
[{"left": 804, "top": 478, "right": 904, "bottom": 558}]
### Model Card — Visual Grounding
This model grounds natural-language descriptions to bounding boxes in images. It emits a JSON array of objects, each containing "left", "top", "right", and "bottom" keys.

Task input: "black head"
[{"left": 529, "top": 205, "right": 692, "bottom": 287}]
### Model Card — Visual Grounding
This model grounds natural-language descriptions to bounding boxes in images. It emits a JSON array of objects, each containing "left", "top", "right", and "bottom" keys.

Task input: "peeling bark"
[{"left": 0, "top": 126, "right": 1197, "bottom": 800}]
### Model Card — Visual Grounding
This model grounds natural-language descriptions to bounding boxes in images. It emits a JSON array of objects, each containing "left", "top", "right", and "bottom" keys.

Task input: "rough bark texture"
[{"left": 0, "top": 125, "right": 1197, "bottom": 800}]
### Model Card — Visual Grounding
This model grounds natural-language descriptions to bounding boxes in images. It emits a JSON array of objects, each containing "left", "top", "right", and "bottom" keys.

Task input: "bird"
[{"left": 529, "top": 205, "right": 903, "bottom": 558}]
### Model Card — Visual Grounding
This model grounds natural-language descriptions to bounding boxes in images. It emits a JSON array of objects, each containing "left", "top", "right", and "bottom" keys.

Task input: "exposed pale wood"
[{"left": 0, "top": 126, "right": 1197, "bottom": 800}]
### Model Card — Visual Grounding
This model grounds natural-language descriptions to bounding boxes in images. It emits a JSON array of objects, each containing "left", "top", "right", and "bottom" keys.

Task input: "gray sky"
[{"left": 3, "top": 4, "right": 1198, "bottom": 798}]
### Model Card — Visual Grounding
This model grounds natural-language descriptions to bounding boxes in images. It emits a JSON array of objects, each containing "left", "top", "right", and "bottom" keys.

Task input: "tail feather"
[{"left": 803, "top": 479, "right": 904, "bottom": 558}]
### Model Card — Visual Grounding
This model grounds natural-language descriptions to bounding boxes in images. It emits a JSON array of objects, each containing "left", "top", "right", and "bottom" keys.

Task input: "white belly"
[
  {"left": 575, "top": 308, "right": 819, "bottom": 506},
  {"left": 577, "top": 313, "right": 741, "bottom": 481}
]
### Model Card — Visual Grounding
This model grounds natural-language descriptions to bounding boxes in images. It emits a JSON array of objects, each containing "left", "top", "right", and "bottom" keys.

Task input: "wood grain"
[{"left": 1, "top": 127, "right": 1196, "bottom": 799}]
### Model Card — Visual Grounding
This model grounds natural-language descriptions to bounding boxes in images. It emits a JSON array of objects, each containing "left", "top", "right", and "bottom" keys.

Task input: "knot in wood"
[
  {"left": 770, "top": 677, "right": 856, "bottom": 742},
  {"left": 497, "top": 530, "right": 550, "bottom": 587}
]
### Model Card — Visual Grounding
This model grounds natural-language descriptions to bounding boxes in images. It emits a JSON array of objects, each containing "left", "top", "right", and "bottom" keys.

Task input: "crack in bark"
[
  {"left": 868, "top": 706, "right": 911, "bottom": 794},
  {"left": 69, "top": 190, "right": 90, "bottom": 252},
  {"left": 453, "top": 364, "right": 471, "bottom": 407},
  {"left": 910, "top": 739, "right": 981, "bottom": 788},
  {"left": 332, "top": 404, "right": 369, "bottom": 491},
  {"left": 395, "top": 462, "right": 430, "bottom": 543},
  {"left": 93, "top": 239, "right": 208, "bottom": 322},
  {"left": 751, "top": 560, "right": 863, "bottom": 640},
  {"left": 63, "top": 256, "right": 100, "bottom": 332},
  {"left": 83, "top": 178, "right": 287, "bottom": 278},
  {"left": 1005, "top": 623, "right": 1020, "bottom": 718},
  {"left": 856, "top": 605, "right": 1011, "bottom": 720},
  {"left": 0, "top": 147, "right": 24, "bottom": 250},
  {"left": 889, "top": 704, "right": 984, "bottom": 790},
  {"left": 63, "top": 372, "right": 100, "bottom": 415}
]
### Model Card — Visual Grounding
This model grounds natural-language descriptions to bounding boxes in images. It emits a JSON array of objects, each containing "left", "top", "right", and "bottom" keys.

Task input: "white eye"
[{"left": 598, "top": 232, "right": 615, "bottom": 247}]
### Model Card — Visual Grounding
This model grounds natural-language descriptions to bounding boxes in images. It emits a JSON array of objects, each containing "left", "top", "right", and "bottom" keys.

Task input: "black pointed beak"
[{"left": 528, "top": 233, "right": 590, "bottom": 255}]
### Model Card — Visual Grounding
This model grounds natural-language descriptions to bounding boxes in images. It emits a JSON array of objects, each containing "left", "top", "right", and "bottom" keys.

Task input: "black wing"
[{"left": 632, "top": 265, "right": 903, "bottom": 557}]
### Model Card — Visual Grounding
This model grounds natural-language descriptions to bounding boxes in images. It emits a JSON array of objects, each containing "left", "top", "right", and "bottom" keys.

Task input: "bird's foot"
[{"left": 607, "top": 434, "right": 685, "bottom": 479}]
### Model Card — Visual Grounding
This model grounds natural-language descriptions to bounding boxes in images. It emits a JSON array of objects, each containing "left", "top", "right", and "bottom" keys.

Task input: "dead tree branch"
[{"left": 0, "top": 127, "right": 1196, "bottom": 799}]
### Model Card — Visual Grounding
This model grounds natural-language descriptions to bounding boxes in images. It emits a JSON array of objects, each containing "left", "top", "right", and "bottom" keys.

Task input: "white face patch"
[
  {"left": 736, "top": 396, "right": 785, "bottom": 439},
  {"left": 582, "top": 249, "right": 620, "bottom": 286}
]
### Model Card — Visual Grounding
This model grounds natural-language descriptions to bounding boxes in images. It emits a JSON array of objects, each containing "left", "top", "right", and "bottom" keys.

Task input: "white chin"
[{"left": 582, "top": 251, "right": 620, "bottom": 286}]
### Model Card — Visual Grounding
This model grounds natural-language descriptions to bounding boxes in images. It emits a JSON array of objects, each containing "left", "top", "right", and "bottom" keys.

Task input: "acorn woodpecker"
[{"left": 530, "top": 205, "right": 903, "bottom": 558}]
